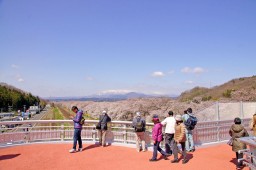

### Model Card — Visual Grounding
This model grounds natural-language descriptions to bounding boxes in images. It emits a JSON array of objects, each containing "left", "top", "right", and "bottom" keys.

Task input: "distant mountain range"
[
  {"left": 46, "top": 92, "right": 176, "bottom": 102},
  {"left": 4, "top": 75, "right": 255, "bottom": 103}
]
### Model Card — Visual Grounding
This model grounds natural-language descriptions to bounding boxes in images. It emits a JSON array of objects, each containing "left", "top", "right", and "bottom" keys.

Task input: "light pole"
[
  {"left": 38, "top": 102, "right": 40, "bottom": 113},
  {"left": 23, "top": 105, "right": 26, "bottom": 112}
]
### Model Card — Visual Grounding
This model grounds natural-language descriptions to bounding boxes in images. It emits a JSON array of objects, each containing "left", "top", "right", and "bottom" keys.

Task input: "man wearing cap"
[
  {"left": 171, "top": 114, "right": 188, "bottom": 164},
  {"left": 161, "top": 111, "right": 176, "bottom": 155},
  {"left": 132, "top": 112, "right": 146, "bottom": 152},
  {"left": 98, "top": 110, "right": 111, "bottom": 147}
]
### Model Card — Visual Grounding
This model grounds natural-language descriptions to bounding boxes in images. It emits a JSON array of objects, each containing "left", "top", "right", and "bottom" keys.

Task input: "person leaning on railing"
[
  {"left": 250, "top": 113, "right": 256, "bottom": 136},
  {"left": 97, "top": 110, "right": 111, "bottom": 147},
  {"left": 229, "top": 117, "right": 249, "bottom": 170}
]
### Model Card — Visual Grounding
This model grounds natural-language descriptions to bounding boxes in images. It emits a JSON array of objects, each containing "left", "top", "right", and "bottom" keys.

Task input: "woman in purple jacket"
[{"left": 149, "top": 115, "right": 168, "bottom": 161}]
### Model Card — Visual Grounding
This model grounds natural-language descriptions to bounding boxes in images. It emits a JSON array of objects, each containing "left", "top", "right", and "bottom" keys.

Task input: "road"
[{"left": 10, "top": 108, "right": 50, "bottom": 132}]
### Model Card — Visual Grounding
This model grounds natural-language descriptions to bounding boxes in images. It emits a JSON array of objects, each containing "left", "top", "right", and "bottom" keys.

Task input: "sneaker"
[
  {"left": 149, "top": 158, "right": 157, "bottom": 162},
  {"left": 191, "top": 148, "right": 195, "bottom": 152},
  {"left": 78, "top": 148, "right": 83, "bottom": 152},
  {"left": 162, "top": 155, "right": 168, "bottom": 160},
  {"left": 171, "top": 159, "right": 179, "bottom": 163},
  {"left": 182, "top": 159, "right": 188, "bottom": 164},
  {"left": 142, "top": 150, "right": 146, "bottom": 152},
  {"left": 69, "top": 149, "right": 76, "bottom": 153},
  {"left": 166, "top": 152, "right": 172, "bottom": 156}
]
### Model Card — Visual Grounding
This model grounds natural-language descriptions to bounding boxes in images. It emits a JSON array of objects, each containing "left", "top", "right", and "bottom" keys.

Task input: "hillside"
[
  {"left": 179, "top": 76, "right": 256, "bottom": 102},
  {"left": 58, "top": 98, "right": 213, "bottom": 122},
  {"left": 0, "top": 83, "right": 47, "bottom": 112}
]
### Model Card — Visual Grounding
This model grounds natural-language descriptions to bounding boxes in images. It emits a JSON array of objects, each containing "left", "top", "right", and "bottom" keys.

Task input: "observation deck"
[
  {"left": 0, "top": 119, "right": 252, "bottom": 170},
  {"left": 0, "top": 143, "right": 246, "bottom": 170}
]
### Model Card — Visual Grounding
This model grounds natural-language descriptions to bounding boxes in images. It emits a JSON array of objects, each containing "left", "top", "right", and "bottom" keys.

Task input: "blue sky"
[{"left": 0, "top": 0, "right": 256, "bottom": 97}]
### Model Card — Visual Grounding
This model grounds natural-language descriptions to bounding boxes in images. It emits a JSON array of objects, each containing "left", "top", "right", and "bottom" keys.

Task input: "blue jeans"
[
  {"left": 185, "top": 129, "right": 194, "bottom": 151},
  {"left": 152, "top": 141, "right": 167, "bottom": 160},
  {"left": 73, "top": 128, "right": 82, "bottom": 150}
]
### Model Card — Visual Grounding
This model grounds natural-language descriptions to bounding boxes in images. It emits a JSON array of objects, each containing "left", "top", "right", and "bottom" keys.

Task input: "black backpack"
[
  {"left": 135, "top": 118, "right": 144, "bottom": 132},
  {"left": 184, "top": 115, "right": 198, "bottom": 130}
]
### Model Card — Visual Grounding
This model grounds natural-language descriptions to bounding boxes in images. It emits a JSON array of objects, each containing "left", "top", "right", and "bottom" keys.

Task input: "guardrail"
[
  {"left": 0, "top": 118, "right": 253, "bottom": 146},
  {"left": 239, "top": 137, "right": 256, "bottom": 170}
]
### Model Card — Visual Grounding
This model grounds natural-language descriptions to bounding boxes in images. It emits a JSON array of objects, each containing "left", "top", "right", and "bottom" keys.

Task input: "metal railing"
[
  {"left": 0, "top": 118, "right": 253, "bottom": 146},
  {"left": 238, "top": 137, "right": 256, "bottom": 170}
]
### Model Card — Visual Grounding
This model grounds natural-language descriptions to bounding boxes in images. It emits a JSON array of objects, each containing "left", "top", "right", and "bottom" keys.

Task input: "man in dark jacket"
[
  {"left": 69, "top": 106, "right": 84, "bottom": 153},
  {"left": 98, "top": 110, "right": 111, "bottom": 147}
]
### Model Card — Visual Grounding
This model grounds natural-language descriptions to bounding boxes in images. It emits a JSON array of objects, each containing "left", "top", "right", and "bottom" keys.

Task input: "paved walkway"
[{"left": 0, "top": 143, "right": 249, "bottom": 170}]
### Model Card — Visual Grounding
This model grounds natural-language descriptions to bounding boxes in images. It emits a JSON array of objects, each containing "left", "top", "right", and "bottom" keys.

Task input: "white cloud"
[
  {"left": 151, "top": 71, "right": 165, "bottom": 77},
  {"left": 181, "top": 67, "right": 191, "bottom": 73},
  {"left": 15, "top": 74, "right": 24, "bottom": 82},
  {"left": 11, "top": 64, "right": 19, "bottom": 69},
  {"left": 181, "top": 67, "right": 206, "bottom": 74},
  {"left": 17, "top": 78, "right": 24, "bottom": 82},
  {"left": 185, "top": 80, "right": 194, "bottom": 84},
  {"left": 193, "top": 67, "right": 205, "bottom": 74}
]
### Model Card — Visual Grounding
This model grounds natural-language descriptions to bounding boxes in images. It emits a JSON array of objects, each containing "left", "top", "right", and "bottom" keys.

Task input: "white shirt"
[{"left": 161, "top": 116, "right": 176, "bottom": 134}]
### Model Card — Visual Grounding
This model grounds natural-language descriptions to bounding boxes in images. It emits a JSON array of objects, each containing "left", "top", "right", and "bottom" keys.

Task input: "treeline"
[{"left": 0, "top": 85, "right": 46, "bottom": 112}]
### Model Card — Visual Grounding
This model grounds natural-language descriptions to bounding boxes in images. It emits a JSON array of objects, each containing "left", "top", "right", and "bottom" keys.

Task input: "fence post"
[
  {"left": 216, "top": 122, "right": 220, "bottom": 142},
  {"left": 123, "top": 124, "right": 127, "bottom": 144},
  {"left": 61, "top": 123, "right": 64, "bottom": 141},
  {"left": 240, "top": 101, "right": 244, "bottom": 118},
  {"left": 25, "top": 125, "right": 30, "bottom": 143},
  {"left": 93, "top": 124, "right": 96, "bottom": 143},
  {"left": 216, "top": 102, "right": 220, "bottom": 121}
]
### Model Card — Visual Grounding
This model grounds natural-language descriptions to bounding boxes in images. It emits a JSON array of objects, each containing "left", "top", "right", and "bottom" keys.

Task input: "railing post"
[
  {"left": 25, "top": 125, "right": 30, "bottom": 143},
  {"left": 194, "top": 127, "right": 198, "bottom": 144},
  {"left": 92, "top": 124, "right": 96, "bottom": 143},
  {"left": 61, "top": 123, "right": 64, "bottom": 141},
  {"left": 123, "top": 124, "right": 127, "bottom": 144},
  {"left": 25, "top": 133, "right": 29, "bottom": 143},
  {"left": 216, "top": 122, "right": 220, "bottom": 142}
]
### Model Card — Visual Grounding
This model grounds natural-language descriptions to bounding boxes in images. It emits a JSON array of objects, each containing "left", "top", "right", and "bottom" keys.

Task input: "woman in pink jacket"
[{"left": 149, "top": 115, "right": 168, "bottom": 161}]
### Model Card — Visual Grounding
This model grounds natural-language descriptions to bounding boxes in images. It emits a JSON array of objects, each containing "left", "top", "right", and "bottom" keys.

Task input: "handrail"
[
  {"left": 0, "top": 119, "right": 252, "bottom": 146},
  {"left": 238, "top": 137, "right": 256, "bottom": 170},
  {"left": 0, "top": 120, "right": 154, "bottom": 126},
  {"left": 0, "top": 118, "right": 251, "bottom": 126}
]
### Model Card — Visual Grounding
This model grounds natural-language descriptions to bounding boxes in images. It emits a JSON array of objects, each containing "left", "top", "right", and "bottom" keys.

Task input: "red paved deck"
[{"left": 0, "top": 143, "right": 249, "bottom": 170}]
